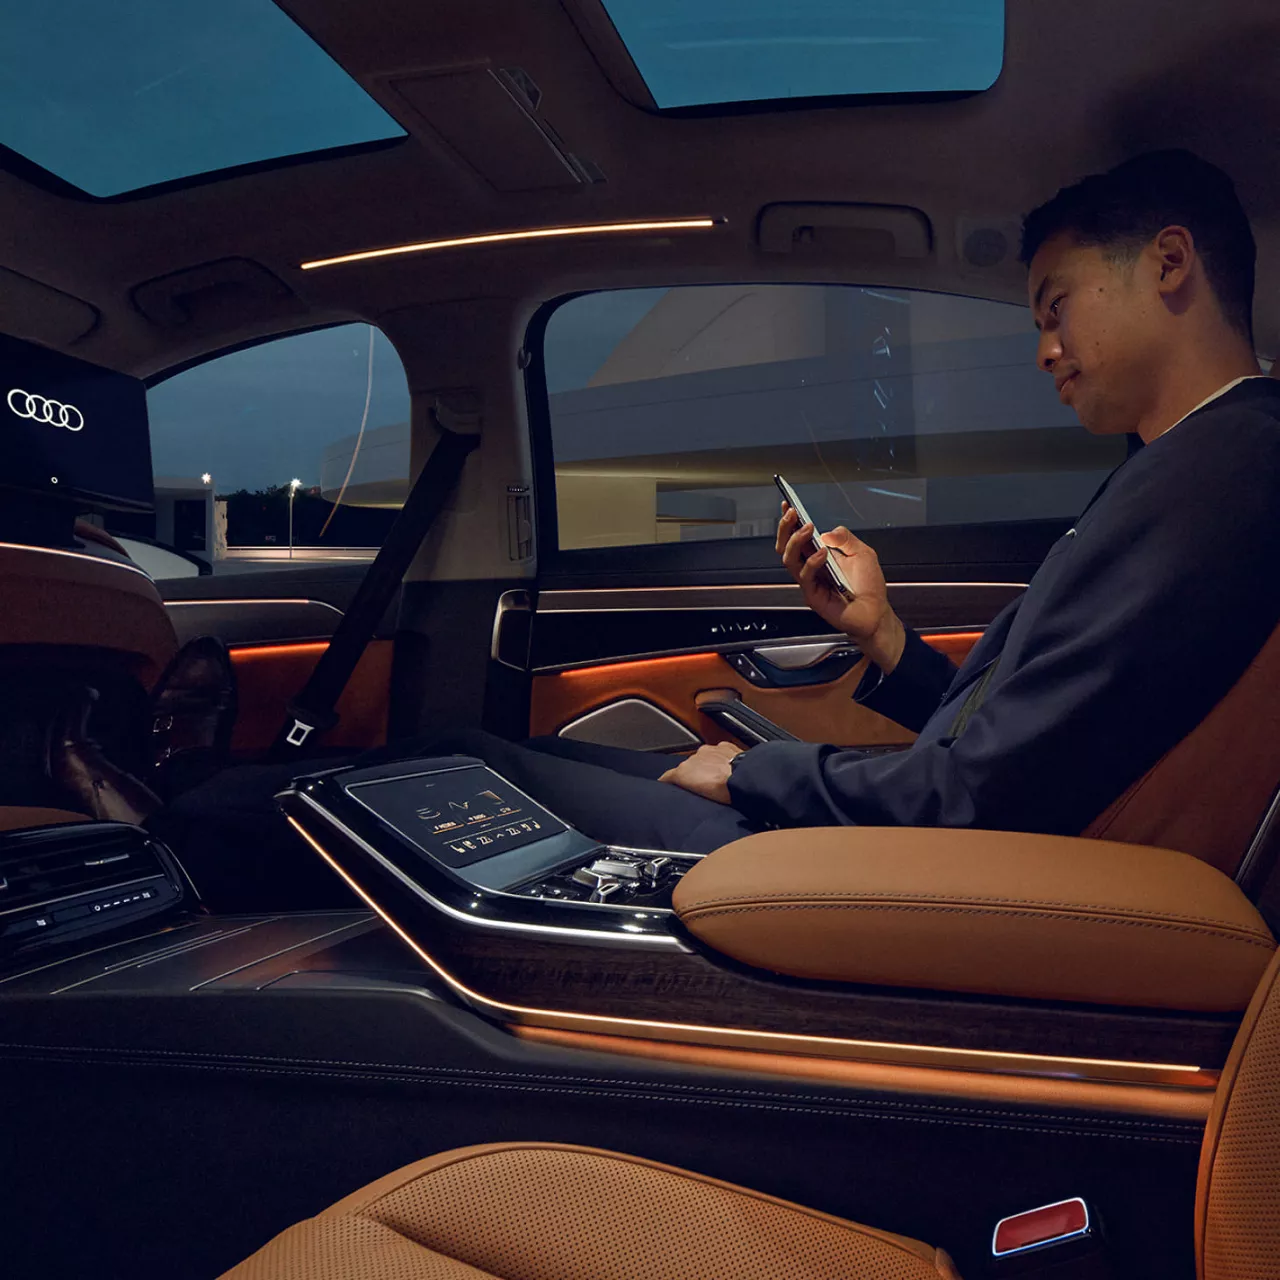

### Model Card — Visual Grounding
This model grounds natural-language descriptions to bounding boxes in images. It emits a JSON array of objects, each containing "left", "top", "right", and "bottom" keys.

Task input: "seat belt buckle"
[
  {"left": 991, "top": 1198, "right": 1110, "bottom": 1276},
  {"left": 282, "top": 704, "right": 340, "bottom": 749}
]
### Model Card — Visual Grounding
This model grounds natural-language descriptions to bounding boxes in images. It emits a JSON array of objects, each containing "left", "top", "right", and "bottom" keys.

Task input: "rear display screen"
[
  {"left": 0, "top": 332, "right": 153, "bottom": 511},
  {"left": 344, "top": 765, "right": 568, "bottom": 869}
]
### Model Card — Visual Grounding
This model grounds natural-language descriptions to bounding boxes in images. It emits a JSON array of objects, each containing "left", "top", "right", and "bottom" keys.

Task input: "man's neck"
[{"left": 1136, "top": 349, "right": 1262, "bottom": 444}]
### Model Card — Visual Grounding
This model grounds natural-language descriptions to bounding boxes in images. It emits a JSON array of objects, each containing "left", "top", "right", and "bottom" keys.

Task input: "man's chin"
[{"left": 1074, "top": 401, "right": 1129, "bottom": 437}]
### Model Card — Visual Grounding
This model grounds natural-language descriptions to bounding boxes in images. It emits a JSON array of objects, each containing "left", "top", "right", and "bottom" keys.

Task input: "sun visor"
[{"left": 0, "top": 334, "right": 153, "bottom": 512}]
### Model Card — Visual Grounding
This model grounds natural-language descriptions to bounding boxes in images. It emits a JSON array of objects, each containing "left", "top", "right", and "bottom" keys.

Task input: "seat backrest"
[
  {"left": 0, "top": 539, "right": 177, "bottom": 688},
  {"left": 1197, "top": 949, "right": 1280, "bottom": 1278},
  {"left": 1084, "top": 621, "right": 1280, "bottom": 878}
]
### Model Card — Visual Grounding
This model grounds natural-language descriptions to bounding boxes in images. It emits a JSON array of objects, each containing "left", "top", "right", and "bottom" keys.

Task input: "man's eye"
[{"left": 1049, "top": 296, "right": 1064, "bottom": 318}]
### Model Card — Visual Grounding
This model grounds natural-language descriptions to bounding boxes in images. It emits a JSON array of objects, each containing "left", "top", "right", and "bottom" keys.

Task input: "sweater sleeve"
[{"left": 851, "top": 625, "right": 959, "bottom": 733}]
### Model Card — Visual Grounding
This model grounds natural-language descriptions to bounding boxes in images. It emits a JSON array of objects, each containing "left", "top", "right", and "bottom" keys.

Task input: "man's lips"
[{"left": 1056, "top": 372, "right": 1079, "bottom": 402}]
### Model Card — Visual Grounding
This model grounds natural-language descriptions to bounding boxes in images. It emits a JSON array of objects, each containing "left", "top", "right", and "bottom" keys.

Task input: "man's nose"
[{"left": 1036, "top": 329, "right": 1062, "bottom": 374}]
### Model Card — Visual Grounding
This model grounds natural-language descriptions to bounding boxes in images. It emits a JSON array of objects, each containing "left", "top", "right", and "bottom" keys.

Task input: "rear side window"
[
  {"left": 539, "top": 285, "right": 1124, "bottom": 552},
  {"left": 116, "top": 324, "right": 410, "bottom": 576}
]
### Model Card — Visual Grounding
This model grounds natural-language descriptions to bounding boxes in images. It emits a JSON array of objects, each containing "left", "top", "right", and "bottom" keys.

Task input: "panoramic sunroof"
[
  {"left": 599, "top": 0, "right": 1005, "bottom": 110},
  {"left": 0, "top": 0, "right": 405, "bottom": 197}
]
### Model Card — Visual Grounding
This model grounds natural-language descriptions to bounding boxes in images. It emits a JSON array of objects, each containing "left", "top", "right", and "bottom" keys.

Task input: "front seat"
[{"left": 221, "top": 953, "right": 1280, "bottom": 1279}]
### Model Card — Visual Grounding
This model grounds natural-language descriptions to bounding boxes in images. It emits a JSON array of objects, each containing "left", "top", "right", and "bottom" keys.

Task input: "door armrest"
[
  {"left": 672, "top": 828, "right": 1276, "bottom": 1012},
  {"left": 695, "top": 689, "right": 799, "bottom": 745}
]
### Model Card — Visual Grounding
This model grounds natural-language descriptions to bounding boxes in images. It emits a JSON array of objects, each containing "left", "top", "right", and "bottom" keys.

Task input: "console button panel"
[{"left": 515, "top": 849, "right": 698, "bottom": 908}]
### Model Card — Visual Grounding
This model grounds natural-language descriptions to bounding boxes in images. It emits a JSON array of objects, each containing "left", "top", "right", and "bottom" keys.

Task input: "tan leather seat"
[
  {"left": 0, "top": 539, "right": 178, "bottom": 689},
  {"left": 1085, "top": 620, "right": 1280, "bottom": 879},
  {"left": 222, "top": 953, "right": 1280, "bottom": 1280},
  {"left": 0, "top": 806, "right": 89, "bottom": 832}
]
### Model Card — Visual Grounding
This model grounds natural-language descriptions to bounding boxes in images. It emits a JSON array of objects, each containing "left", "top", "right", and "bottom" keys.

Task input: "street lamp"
[
  {"left": 200, "top": 472, "right": 212, "bottom": 486},
  {"left": 288, "top": 478, "right": 302, "bottom": 559}
]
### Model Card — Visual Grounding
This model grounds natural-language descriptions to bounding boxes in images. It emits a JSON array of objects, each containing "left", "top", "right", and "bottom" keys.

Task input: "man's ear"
[{"left": 1151, "top": 225, "right": 1196, "bottom": 296}]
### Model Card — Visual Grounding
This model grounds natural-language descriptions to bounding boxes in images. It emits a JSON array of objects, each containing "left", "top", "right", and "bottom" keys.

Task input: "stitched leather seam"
[
  {"left": 0, "top": 1049, "right": 1201, "bottom": 1143},
  {"left": 680, "top": 888, "right": 1268, "bottom": 936},
  {"left": 680, "top": 901, "right": 1275, "bottom": 947},
  {"left": 0, "top": 1042, "right": 1203, "bottom": 1133}
]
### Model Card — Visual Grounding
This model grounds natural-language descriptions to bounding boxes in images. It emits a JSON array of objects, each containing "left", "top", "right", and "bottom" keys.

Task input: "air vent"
[
  {"left": 0, "top": 826, "right": 167, "bottom": 915},
  {"left": 0, "top": 823, "right": 185, "bottom": 962}
]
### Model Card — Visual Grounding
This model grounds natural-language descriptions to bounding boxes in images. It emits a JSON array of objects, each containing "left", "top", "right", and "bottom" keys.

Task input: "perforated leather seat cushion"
[
  {"left": 1199, "top": 953, "right": 1280, "bottom": 1278},
  {"left": 220, "top": 1143, "right": 960, "bottom": 1280}
]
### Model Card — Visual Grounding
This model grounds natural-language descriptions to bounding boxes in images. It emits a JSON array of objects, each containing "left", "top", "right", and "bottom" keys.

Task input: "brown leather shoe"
[
  {"left": 50, "top": 687, "right": 162, "bottom": 825},
  {"left": 150, "top": 635, "right": 238, "bottom": 797}
]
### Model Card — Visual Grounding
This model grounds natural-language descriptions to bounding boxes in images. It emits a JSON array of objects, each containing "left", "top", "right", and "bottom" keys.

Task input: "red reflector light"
[{"left": 993, "top": 1198, "right": 1090, "bottom": 1257}]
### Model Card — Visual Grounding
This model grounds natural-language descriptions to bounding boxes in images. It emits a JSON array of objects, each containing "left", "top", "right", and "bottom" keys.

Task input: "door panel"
[
  {"left": 530, "top": 633, "right": 978, "bottom": 747},
  {"left": 228, "top": 639, "right": 393, "bottom": 753},
  {"left": 524, "top": 583, "right": 1003, "bottom": 749}
]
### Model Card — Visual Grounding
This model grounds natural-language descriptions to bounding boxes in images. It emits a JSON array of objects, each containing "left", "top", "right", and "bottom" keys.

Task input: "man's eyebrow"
[{"left": 1032, "top": 273, "right": 1054, "bottom": 313}]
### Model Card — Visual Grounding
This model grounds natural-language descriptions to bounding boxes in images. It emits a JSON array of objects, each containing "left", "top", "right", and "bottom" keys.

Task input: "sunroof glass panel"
[
  {"left": 0, "top": 0, "right": 405, "bottom": 197},
  {"left": 600, "top": 0, "right": 1005, "bottom": 109}
]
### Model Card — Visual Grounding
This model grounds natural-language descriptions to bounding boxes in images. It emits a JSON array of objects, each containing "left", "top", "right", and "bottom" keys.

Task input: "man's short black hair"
[{"left": 1019, "top": 150, "right": 1256, "bottom": 342}]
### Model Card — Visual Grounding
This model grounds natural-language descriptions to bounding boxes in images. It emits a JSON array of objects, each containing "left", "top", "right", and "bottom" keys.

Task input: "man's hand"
[
  {"left": 777, "top": 503, "right": 906, "bottom": 675},
  {"left": 659, "top": 741, "right": 743, "bottom": 804}
]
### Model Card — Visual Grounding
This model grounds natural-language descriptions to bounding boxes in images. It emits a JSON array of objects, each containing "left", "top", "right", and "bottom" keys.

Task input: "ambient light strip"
[
  {"left": 287, "top": 817, "right": 1211, "bottom": 1088},
  {"left": 299, "top": 217, "right": 721, "bottom": 270}
]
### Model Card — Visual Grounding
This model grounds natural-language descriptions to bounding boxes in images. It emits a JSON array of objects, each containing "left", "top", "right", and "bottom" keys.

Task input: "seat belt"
[{"left": 271, "top": 409, "right": 479, "bottom": 758}]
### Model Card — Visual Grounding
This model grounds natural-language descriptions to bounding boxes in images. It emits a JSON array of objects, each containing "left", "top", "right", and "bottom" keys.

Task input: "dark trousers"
[{"left": 150, "top": 732, "right": 760, "bottom": 912}]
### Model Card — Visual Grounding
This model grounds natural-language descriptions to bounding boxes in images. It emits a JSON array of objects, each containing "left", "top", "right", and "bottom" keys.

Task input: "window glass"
[
  {"left": 121, "top": 324, "right": 410, "bottom": 575},
  {"left": 600, "top": 0, "right": 1004, "bottom": 110},
  {"left": 541, "top": 285, "right": 1124, "bottom": 551},
  {"left": 0, "top": 0, "right": 404, "bottom": 197}
]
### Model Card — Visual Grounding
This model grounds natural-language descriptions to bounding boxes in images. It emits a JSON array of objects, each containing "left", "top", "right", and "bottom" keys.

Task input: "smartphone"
[{"left": 773, "top": 474, "right": 855, "bottom": 601}]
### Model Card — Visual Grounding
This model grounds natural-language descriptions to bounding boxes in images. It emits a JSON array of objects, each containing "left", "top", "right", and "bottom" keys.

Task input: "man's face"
[{"left": 1027, "top": 232, "right": 1165, "bottom": 435}]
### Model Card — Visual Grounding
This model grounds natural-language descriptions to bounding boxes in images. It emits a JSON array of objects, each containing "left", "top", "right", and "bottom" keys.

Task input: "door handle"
[{"left": 723, "top": 641, "right": 861, "bottom": 689}]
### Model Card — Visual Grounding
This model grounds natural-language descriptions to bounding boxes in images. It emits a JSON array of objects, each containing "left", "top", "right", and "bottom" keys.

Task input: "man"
[
  {"left": 159, "top": 150, "right": 1280, "bottom": 905},
  {"left": 654, "top": 148, "right": 1280, "bottom": 839}
]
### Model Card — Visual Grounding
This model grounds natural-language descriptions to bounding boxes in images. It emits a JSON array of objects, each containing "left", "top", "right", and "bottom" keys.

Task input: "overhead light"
[
  {"left": 299, "top": 216, "right": 723, "bottom": 271},
  {"left": 201, "top": 472, "right": 212, "bottom": 485}
]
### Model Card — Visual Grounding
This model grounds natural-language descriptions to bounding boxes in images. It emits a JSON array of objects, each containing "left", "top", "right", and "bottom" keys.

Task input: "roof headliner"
[{"left": 2, "top": 0, "right": 1276, "bottom": 376}]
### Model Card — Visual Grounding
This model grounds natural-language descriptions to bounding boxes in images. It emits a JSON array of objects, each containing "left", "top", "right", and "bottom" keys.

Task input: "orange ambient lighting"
[
  {"left": 300, "top": 217, "right": 721, "bottom": 270},
  {"left": 229, "top": 641, "right": 330, "bottom": 661}
]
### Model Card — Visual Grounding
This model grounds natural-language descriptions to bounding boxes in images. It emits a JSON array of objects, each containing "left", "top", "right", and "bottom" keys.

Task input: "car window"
[
  {"left": 538, "top": 285, "right": 1125, "bottom": 552},
  {"left": 111, "top": 324, "right": 410, "bottom": 577}
]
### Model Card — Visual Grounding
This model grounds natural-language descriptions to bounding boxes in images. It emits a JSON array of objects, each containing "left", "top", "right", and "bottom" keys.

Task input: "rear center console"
[
  {"left": 273, "top": 752, "right": 1266, "bottom": 1087},
  {"left": 278, "top": 755, "right": 700, "bottom": 946}
]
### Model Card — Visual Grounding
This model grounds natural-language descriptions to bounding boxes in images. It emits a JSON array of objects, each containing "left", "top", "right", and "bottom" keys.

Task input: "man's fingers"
[
  {"left": 797, "top": 544, "right": 829, "bottom": 591},
  {"left": 775, "top": 504, "right": 799, "bottom": 555},
  {"left": 782, "top": 523, "right": 816, "bottom": 577},
  {"left": 820, "top": 525, "right": 863, "bottom": 554},
  {"left": 658, "top": 766, "right": 679, "bottom": 785}
]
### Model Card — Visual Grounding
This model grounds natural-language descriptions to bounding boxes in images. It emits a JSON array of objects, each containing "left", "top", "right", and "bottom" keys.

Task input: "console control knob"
[
  {"left": 591, "top": 879, "right": 623, "bottom": 903},
  {"left": 587, "top": 857, "right": 643, "bottom": 882}
]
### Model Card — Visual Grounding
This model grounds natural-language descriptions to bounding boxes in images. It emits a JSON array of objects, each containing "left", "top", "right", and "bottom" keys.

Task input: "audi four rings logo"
[{"left": 7, "top": 388, "right": 85, "bottom": 432}]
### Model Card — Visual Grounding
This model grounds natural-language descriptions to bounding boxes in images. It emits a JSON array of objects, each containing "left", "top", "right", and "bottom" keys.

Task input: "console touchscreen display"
[{"left": 344, "top": 765, "right": 567, "bottom": 869}]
